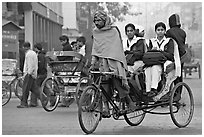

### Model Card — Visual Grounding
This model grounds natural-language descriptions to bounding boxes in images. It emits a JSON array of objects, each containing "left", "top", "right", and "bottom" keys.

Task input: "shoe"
[
  {"left": 17, "top": 104, "right": 28, "bottom": 108},
  {"left": 58, "top": 104, "right": 67, "bottom": 107},
  {"left": 142, "top": 92, "right": 148, "bottom": 96},
  {"left": 29, "top": 104, "right": 38, "bottom": 107},
  {"left": 147, "top": 89, "right": 158, "bottom": 97},
  {"left": 40, "top": 93, "right": 48, "bottom": 107},
  {"left": 102, "top": 101, "right": 111, "bottom": 118},
  {"left": 41, "top": 99, "right": 48, "bottom": 107},
  {"left": 101, "top": 111, "right": 111, "bottom": 118},
  {"left": 124, "top": 95, "right": 138, "bottom": 111},
  {"left": 173, "top": 94, "right": 181, "bottom": 102}
]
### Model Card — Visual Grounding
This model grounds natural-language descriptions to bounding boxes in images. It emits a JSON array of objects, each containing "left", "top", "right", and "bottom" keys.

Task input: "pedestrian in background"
[
  {"left": 29, "top": 43, "right": 47, "bottom": 107},
  {"left": 19, "top": 45, "right": 25, "bottom": 73},
  {"left": 76, "top": 36, "right": 86, "bottom": 56},
  {"left": 58, "top": 35, "right": 73, "bottom": 61},
  {"left": 17, "top": 42, "right": 47, "bottom": 108},
  {"left": 71, "top": 41, "right": 78, "bottom": 52}
]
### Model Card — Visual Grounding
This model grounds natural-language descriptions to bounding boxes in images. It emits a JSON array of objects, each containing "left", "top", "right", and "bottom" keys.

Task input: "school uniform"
[
  {"left": 145, "top": 36, "right": 174, "bottom": 92},
  {"left": 123, "top": 36, "right": 146, "bottom": 72}
]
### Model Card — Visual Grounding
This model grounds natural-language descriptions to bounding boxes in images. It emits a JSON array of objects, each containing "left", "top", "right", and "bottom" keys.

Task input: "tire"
[
  {"left": 41, "top": 77, "right": 60, "bottom": 112},
  {"left": 2, "top": 81, "right": 12, "bottom": 106},
  {"left": 169, "top": 82, "right": 194, "bottom": 128},
  {"left": 78, "top": 86, "right": 102, "bottom": 134},
  {"left": 75, "top": 77, "right": 93, "bottom": 106},
  {"left": 14, "top": 77, "right": 23, "bottom": 100},
  {"left": 124, "top": 103, "right": 146, "bottom": 126}
]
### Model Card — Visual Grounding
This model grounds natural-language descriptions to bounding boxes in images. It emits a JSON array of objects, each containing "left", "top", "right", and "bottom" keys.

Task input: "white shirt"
[
  {"left": 79, "top": 44, "right": 85, "bottom": 56},
  {"left": 23, "top": 49, "right": 38, "bottom": 79},
  {"left": 150, "top": 36, "right": 170, "bottom": 51},
  {"left": 123, "top": 35, "right": 142, "bottom": 51}
]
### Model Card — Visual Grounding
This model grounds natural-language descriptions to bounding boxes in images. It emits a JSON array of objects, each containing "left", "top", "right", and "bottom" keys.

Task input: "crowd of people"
[{"left": 17, "top": 10, "right": 187, "bottom": 118}]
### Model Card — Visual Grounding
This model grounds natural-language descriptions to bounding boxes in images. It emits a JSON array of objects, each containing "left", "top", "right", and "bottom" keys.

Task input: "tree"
[{"left": 76, "top": 2, "right": 142, "bottom": 62}]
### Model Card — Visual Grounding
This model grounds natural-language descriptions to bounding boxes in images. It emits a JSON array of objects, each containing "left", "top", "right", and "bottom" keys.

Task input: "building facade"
[{"left": 2, "top": 2, "right": 63, "bottom": 52}]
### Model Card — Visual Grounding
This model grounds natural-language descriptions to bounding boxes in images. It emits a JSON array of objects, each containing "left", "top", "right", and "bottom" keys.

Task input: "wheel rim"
[
  {"left": 170, "top": 82, "right": 194, "bottom": 127},
  {"left": 76, "top": 77, "right": 93, "bottom": 106},
  {"left": 78, "top": 86, "right": 101, "bottom": 134},
  {"left": 124, "top": 103, "right": 146, "bottom": 126},
  {"left": 2, "top": 87, "right": 11, "bottom": 106},
  {"left": 42, "top": 78, "right": 60, "bottom": 112},
  {"left": 2, "top": 81, "right": 11, "bottom": 106}
]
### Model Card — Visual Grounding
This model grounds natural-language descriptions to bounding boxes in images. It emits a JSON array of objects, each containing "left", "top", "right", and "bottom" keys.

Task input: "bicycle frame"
[
  {"left": 90, "top": 71, "right": 127, "bottom": 116},
  {"left": 90, "top": 71, "right": 178, "bottom": 116}
]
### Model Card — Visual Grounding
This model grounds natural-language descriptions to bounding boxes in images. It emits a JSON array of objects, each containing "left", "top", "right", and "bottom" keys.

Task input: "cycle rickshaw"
[
  {"left": 77, "top": 51, "right": 194, "bottom": 134},
  {"left": 41, "top": 51, "right": 90, "bottom": 112}
]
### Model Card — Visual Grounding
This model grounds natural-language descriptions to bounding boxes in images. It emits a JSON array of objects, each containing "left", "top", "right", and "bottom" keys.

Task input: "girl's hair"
[
  {"left": 125, "top": 23, "right": 135, "bottom": 33},
  {"left": 155, "top": 22, "right": 166, "bottom": 31}
]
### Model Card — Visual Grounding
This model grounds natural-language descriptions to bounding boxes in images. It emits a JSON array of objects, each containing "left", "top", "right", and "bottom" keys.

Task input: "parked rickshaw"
[{"left": 41, "top": 51, "right": 89, "bottom": 112}]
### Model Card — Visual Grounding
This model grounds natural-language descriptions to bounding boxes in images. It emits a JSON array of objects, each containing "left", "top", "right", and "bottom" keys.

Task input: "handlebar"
[{"left": 2, "top": 74, "right": 17, "bottom": 76}]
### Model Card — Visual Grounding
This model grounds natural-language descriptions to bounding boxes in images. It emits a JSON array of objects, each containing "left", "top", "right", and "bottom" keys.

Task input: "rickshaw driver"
[{"left": 90, "top": 10, "right": 137, "bottom": 117}]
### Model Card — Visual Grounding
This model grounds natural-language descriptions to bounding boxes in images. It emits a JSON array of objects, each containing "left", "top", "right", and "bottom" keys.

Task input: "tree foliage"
[{"left": 79, "top": 2, "right": 141, "bottom": 22}]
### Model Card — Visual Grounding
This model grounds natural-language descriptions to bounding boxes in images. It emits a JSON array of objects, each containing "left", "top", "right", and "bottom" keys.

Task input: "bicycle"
[{"left": 2, "top": 69, "right": 23, "bottom": 106}]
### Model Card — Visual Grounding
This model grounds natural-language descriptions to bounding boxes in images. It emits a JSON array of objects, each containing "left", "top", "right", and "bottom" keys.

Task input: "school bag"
[{"left": 142, "top": 50, "right": 167, "bottom": 67}]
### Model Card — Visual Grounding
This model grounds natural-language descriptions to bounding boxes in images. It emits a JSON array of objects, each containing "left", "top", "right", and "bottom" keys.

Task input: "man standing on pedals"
[{"left": 90, "top": 10, "right": 137, "bottom": 118}]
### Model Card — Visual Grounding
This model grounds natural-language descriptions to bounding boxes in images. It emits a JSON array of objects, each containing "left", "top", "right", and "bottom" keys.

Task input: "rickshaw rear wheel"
[
  {"left": 41, "top": 77, "right": 60, "bottom": 112},
  {"left": 124, "top": 103, "right": 146, "bottom": 126},
  {"left": 169, "top": 82, "right": 194, "bottom": 128}
]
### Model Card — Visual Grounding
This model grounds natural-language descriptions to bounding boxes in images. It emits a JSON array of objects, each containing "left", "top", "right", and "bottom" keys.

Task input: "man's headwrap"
[
  {"left": 94, "top": 10, "right": 107, "bottom": 22},
  {"left": 93, "top": 10, "right": 113, "bottom": 30}
]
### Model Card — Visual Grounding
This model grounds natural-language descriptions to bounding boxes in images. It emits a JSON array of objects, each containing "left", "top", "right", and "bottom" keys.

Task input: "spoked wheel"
[
  {"left": 169, "top": 82, "right": 194, "bottom": 128},
  {"left": 14, "top": 77, "right": 23, "bottom": 100},
  {"left": 41, "top": 77, "right": 60, "bottom": 112},
  {"left": 78, "top": 86, "right": 102, "bottom": 134},
  {"left": 124, "top": 103, "right": 146, "bottom": 126},
  {"left": 2, "top": 81, "right": 11, "bottom": 106},
  {"left": 75, "top": 77, "right": 93, "bottom": 106}
]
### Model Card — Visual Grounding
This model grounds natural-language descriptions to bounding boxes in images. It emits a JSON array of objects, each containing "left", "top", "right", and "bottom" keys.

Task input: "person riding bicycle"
[{"left": 90, "top": 10, "right": 137, "bottom": 118}]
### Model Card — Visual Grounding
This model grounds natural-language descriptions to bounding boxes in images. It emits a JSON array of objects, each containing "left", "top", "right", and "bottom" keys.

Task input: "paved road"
[{"left": 2, "top": 77, "right": 202, "bottom": 135}]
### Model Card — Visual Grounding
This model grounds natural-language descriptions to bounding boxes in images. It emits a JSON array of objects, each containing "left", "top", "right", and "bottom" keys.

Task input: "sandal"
[
  {"left": 147, "top": 89, "right": 158, "bottom": 97},
  {"left": 102, "top": 111, "right": 111, "bottom": 118},
  {"left": 102, "top": 101, "right": 111, "bottom": 118}
]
